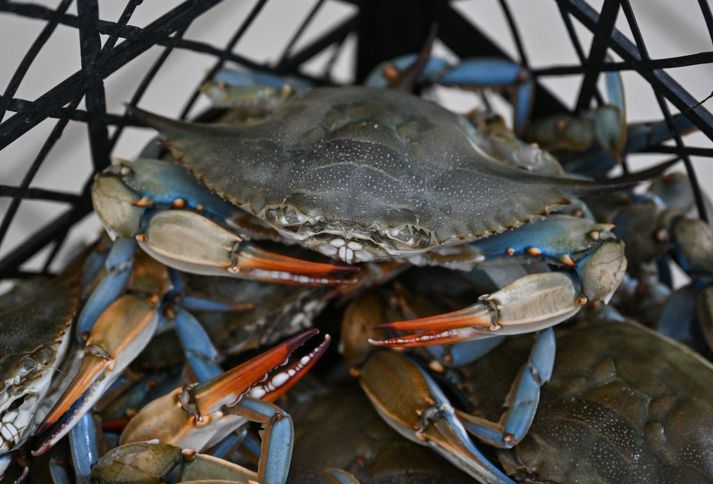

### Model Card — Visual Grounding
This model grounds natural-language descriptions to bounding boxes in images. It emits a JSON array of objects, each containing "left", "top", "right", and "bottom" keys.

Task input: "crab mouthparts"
[{"left": 234, "top": 244, "right": 358, "bottom": 286}]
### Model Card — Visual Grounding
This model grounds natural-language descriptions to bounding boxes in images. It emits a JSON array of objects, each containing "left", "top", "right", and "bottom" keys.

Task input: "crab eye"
[
  {"left": 14, "top": 357, "right": 40, "bottom": 380},
  {"left": 388, "top": 225, "right": 432, "bottom": 248}
]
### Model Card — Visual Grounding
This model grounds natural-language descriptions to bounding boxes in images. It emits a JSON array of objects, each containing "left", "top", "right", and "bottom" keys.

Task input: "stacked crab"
[{"left": 1, "top": 53, "right": 713, "bottom": 484}]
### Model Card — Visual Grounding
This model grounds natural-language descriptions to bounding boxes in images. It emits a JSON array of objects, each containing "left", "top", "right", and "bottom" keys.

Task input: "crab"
[
  {"left": 284, "top": 378, "right": 473, "bottom": 483},
  {"left": 0, "top": 265, "right": 81, "bottom": 477},
  {"left": 458, "top": 314, "right": 713, "bottom": 482},
  {"left": 115, "top": 85, "right": 652, "bottom": 346}
]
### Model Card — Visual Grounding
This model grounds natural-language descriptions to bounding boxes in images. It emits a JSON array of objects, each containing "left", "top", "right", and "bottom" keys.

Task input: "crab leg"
[
  {"left": 68, "top": 413, "right": 99, "bottom": 484},
  {"left": 371, "top": 218, "right": 627, "bottom": 346},
  {"left": 359, "top": 351, "right": 514, "bottom": 483},
  {"left": 93, "top": 158, "right": 355, "bottom": 286},
  {"left": 33, "top": 293, "right": 160, "bottom": 455},
  {"left": 236, "top": 397, "right": 294, "bottom": 484},
  {"left": 456, "top": 328, "right": 555, "bottom": 448},
  {"left": 119, "top": 330, "right": 329, "bottom": 483},
  {"left": 366, "top": 54, "right": 533, "bottom": 136},
  {"left": 138, "top": 209, "right": 354, "bottom": 285},
  {"left": 76, "top": 238, "right": 136, "bottom": 338}
]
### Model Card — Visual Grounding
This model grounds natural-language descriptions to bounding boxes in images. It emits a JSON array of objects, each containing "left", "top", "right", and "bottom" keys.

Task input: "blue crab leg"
[
  {"left": 456, "top": 328, "right": 555, "bottom": 448},
  {"left": 68, "top": 413, "right": 99, "bottom": 484},
  {"left": 359, "top": 351, "right": 514, "bottom": 483},
  {"left": 426, "top": 337, "right": 506, "bottom": 368},
  {"left": 202, "top": 67, "right": 311, "bottom": 109},
  {"left": 93, "top": 159, "right": 356, "bottom": 286},
  {"left": 236, "top": 397, "right": 294, "bottom": 484},
  {"left": 371, "top": 218, "right": 626, "bottom": 346},
  {"left": 366, "top": 54, "right": 533, "bottom": 136},
  {"left": 33, "top": 294, "right": 161, "bottom": 456},
  {"left": 76, "top": 238, "right": 136, "bottom": 338},
  {"left": 168, "top": 269, "right": 251, "bottom": 312},
  {"left": 364, "top": 54, "right": 450, "bottom": 88},
  {"left": 173, "top": 305, "right": 223, "bottom": 383},
  {"left": 434, "top": 59, "right": 533, "bottom": 136},
  {"left": 625, "top": 114, "right": 696, "bottom": 154},
  {"left": 119, "top": 331, "right": 329, "bottom": 484}
]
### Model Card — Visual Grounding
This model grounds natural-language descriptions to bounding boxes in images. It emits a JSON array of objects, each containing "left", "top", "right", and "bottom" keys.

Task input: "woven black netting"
[{"left": 0, "top": 0, "right": 711, "bottom": 280}]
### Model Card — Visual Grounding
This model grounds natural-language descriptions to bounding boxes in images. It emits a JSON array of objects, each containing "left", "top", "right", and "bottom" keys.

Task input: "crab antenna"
[{"left": 393, "top": 23, "right": 439, "bottom": 93}]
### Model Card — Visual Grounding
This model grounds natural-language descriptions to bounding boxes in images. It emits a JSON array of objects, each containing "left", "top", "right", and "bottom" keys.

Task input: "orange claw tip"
[
  {"left": 193, "top": 329, "right": 320, "bottom": 414},
  {"left": 238, "top": 245, "right": 359, "bottom": 275},
  {"left": 254, "top": 333, "right": 331, "bottom": 402},
  {"left": 39, "top": 356, "right": 109, "bottom": 428},
  {"left": 372, "top": 307, "right": 491, "bottom": 332},
  {"left": 368, "top": 327, "right": 483, "bottom": 348}
]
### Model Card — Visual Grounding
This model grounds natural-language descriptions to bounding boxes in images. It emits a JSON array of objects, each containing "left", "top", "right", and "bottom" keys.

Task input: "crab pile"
[{"left": 1, "top": 52, "right": 713, "bottom": 484}]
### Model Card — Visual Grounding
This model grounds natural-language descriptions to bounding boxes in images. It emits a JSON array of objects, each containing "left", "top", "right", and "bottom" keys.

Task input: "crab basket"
[{"left": 4, "top": 0, "right": 713, "bottom": 482}]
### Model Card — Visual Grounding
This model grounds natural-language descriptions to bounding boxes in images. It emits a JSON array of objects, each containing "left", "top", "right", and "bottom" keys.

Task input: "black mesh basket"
[{"left": 1, "top": 0, "right": 712, "bottom": 281}]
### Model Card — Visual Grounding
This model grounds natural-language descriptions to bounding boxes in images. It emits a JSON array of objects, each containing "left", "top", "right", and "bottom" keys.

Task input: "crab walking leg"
[
  {"left": 68, "top": 413, "right": 99, "bottom": 484},
  {"left": 425, "top": 337, "right": 506, "bottom": 368},
  {"left": 456, "top": 328, "right": 555, "bottom": 448},
  {"left": 76, "top": 238, "right": 136, "bottom": 338},
  {"left": 236, "top": 397, "right": 294, "bottom": 484},
  {"left": 359, "top": 351, "right": 514, "bottom": 483},
  {"left": 33, "top": 294, "right": 160, "bottom": 455},
  {"left": 174, "top": 305, "right": 224, "bottom": 382},
  {"left": 365, "top": 55, "right": 533, "bottom": 136},
  {"left": 92, "top": 158, "right": 355, "bottom": 285}
]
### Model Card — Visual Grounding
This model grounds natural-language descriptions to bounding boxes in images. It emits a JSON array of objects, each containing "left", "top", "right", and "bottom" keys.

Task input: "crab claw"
[
  {"left": 137, "top": 209, "right": 355, "bottom": 286},
  {"left": 192, "top": 328, "right": 329, "bottom": 413},
  {"left": 370, "top": 273, "right": 583, "bottom": 347},
  {"left": 120, "top": 329, "right": 329, "bottom": 449},
  {"left": 359, "top": 351, "right": 514, "bottom": 483},
  {"left": 235, "top": 244, "right": 358, "bottom": 286},
  {"left": 33, "top": 294, "right": 160, "bottom": 456}
]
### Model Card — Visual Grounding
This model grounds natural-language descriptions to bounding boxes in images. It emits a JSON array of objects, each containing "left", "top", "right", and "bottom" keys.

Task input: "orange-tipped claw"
[
  {"left": 369, "top": 327, "right": 484, "bottom": 348},
  {"left": 39, "top": 355, "right": 109, "bottom": 430},
  {"left": 255, "top": 334, "right": 331, "bottom": 402},
  {"left": 237, "top": 244, "right": 358, "bottom": 286},
  {"left": 193, "top": 329, "right": 320, "bottom": 414},
  {"left": 374, "top": 305, "right": 492, "bottom": 332}
]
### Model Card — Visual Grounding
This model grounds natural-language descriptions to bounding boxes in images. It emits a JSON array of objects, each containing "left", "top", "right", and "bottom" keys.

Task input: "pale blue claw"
[
  {"left": 457, "top": 328, "right": 555, "bottom": 448},
  {"left": 117, "top": 158, "right": 238, "bottom": 222},
  {"left": 77, "top": 237, "right": 136, "bottom": 337}
]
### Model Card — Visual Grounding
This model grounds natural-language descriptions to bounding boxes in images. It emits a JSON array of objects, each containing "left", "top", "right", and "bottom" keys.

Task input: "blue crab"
[
  {"left": 121, "top": 85, "right": 651, "bottom": 344},
  {"left": 0, "top": 267, "right": 81, "bottom": 477}
]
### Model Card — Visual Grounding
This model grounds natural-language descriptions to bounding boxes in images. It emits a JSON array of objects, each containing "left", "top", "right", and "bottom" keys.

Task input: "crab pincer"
[{"left": 116, "top": 329, "right": 329, "bottom": 483}]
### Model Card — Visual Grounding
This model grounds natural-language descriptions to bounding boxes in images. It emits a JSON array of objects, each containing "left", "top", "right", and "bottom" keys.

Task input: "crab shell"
[
  {"left": 135, "top": 87, "right": 608, "bottom": 264},
  {"left": 461, "top": 318, "right": 713, "bottom": 482}
]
